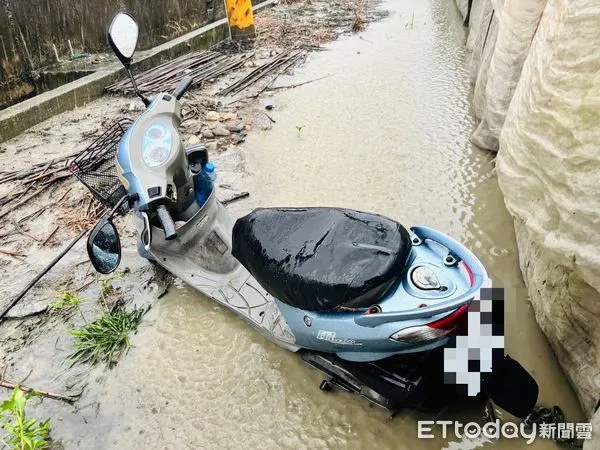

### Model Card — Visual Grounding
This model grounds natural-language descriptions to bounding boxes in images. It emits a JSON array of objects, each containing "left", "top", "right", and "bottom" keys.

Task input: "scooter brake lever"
[{"left": 140, "top": 212, "right": 152, "bottom": 250}]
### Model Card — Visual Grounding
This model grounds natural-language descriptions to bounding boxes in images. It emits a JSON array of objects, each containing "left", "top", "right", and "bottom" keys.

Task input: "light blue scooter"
[{"left": 77, "top": 12, "right": 538, "bottom": 417}]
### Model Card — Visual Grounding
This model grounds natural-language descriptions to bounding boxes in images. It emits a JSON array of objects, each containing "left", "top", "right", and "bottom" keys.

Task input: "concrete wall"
[
  {"left": 0, "top": 0, "right": 226, "bottom": 82},
  {"left": 0, "top": 0, "right": 276, "bottom": 143}
]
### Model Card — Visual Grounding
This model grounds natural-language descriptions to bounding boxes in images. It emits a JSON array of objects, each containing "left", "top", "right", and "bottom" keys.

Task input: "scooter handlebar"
[
  {"left": 156, "top": 205, "right": 177, "bottom": 240},
  {"left": 172, "top": 75, "right": 193, "bottom": 100}
]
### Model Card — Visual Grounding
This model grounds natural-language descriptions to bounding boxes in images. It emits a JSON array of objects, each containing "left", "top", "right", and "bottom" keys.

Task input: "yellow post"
[{"left": 224, "top": 0, "right": 256, "bottom": 40}]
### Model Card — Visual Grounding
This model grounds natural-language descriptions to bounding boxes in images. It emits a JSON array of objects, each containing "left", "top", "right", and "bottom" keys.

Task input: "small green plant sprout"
[
  {"left": 295, "top": 125, "right": 305, "bottom": 135},
  {"left": 68, "top": 308, "right": 144, "bottom": 367},
  {"left": 99, "top": 280, "right": 114, "bottom": 301},
  {"left": 1, "top": 387, "right": 51, "bottom": 450},
  {"left": 115, "top": 267, "right": 130, "bottom": 278},
  {"left": 49, "top": 290, "right": 82, "bottom": 311}
]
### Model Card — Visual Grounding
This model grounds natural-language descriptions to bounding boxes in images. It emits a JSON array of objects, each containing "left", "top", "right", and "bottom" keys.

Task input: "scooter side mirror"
[
  {"left": 87, "top": 217, "right": 122, "bottom": 274},
  {"left": 108, "top": 12, "right": 139, "bottom": 67}
]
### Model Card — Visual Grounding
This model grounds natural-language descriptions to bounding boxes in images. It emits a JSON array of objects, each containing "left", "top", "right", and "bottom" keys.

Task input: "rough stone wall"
[
  {"left": 496, "top": 0, "right": 600, "bottom": 421},
  {"left": 455, "top": 0, "right": 600, "bottom": 443},
  {"left": 470, "top": 0, "right": 546, "bottom": 150},
  {"left": 513, "top": 222, "right": 600, "bottom": 416}
]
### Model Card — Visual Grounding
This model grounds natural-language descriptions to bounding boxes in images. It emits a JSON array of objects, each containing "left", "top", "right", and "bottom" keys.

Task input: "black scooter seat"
[{"left": 232, "top": 207, "right": 412, "bottom": 311}]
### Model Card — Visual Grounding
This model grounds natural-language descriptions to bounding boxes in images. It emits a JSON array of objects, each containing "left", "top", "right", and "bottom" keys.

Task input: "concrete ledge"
[{"left": 0, "top": 0, "right": 276, "bottom": 144}]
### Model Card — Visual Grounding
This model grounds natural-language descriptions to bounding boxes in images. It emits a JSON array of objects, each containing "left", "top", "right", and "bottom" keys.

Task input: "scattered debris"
[
  {"left": 105, "top": 51, "right": 254, "bottom": 95},
  {"left": 222, "top": 192, "right": 250, "bottom": 205},
  {"left": 0, "top": 248, "right": 26, "bottom": 258},
  {"left": 0, "top": 156, "right": 74, "bottom": 220},
  {"left": 264, "top": 112, "right": 277, "bottom": 124},
  {"left": 0, "top": 229, "right": 88, "bottom": 322},
  {"left": 217, "top": 50, "right": 305, "bottom": 96},
  {"left": 58, "top": 195, "right": 106, "bottom": 234},
  {"left": 352, "top": 2, "right": 366, "bottom": 32},
  {"left": 267, "top": 74, "right": 331, "bottom": 91},
  {"left": 254, "top": 0, "right": 386, "bottom": 47}
]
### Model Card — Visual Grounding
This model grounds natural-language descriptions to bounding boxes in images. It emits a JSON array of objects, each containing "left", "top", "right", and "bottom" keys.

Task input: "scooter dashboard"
[{"left": 115, "top": 93, "right": 195, "bottom": 216}]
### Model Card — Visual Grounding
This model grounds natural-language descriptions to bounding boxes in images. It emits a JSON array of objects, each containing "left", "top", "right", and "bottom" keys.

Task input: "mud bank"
[
  {"left": 0, "top": 0, "right": 389, "bottom": 447},
  {"left": 455, "top": 0, "right": 600, "bottom": 444}
]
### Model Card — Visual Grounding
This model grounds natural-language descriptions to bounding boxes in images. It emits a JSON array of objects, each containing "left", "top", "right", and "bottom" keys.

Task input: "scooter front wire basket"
[{"left": 68, "top": 118, "right": 132, "bottom": 215}]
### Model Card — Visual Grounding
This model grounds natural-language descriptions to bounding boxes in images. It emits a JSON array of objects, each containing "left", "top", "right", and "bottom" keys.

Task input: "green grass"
[
  {"left": 68, "top": 308, "right": 144, "bottom": 367},
  {"left": 49, "top": 290, "right": 82, "bottom": 311},
  {"left": 115, "top": 268, "right": 130, "bottom": 278},
  {"left": 1, "top": 387, "right": 50, "bottom": 450},
  {"left": 99, "top": 280, "right": 114, "bottom": 300}
]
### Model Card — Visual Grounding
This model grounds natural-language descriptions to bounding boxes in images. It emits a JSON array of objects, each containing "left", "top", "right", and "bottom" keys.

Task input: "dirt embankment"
[{"left": 0, "top": 0, "right": 385, "bottom": 445}]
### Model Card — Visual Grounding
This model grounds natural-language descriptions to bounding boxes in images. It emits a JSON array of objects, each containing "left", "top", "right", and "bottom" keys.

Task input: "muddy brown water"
[{"left": 9, "top": 0, "right": 584, "bottom": 448}]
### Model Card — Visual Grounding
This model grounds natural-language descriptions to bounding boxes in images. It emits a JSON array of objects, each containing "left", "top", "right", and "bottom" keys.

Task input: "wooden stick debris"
[
  {"left": 106, "top": 51, "right": 254, "bottom": 95},
  {"left": 267, "top": 74, "right": 331, "bottom": 91},
  {"left": 217, "top": 50, "right": 304, "bottom": 96},
  {"left": 0, "top": 380, "right": 78, "bottom": 404},
  {"left": 0, "top": 248, "right": 26, "bottom": 257},
  {"left": 221, "top": 192, "right": 250, "bottom": 205},
  {"left": 10, "top": 218, "right": 41, "bottom": 242},
  {"left": 263, "top": 112, "right": 276, "bottom": 124},
  {"left": 42, "top": 226, "right": 59, "bottom": 246},
  {"left": 0, "top": 152, "right": 78, "bottom": 184},
  {"left": 75, "top": 278, "right": 95, "bottom": 292}
]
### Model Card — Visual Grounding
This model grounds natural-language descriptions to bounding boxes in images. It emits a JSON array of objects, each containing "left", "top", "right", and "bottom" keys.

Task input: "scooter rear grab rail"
[
  {"left": 354, "top": 287, "right": 481, "bottom": 327},
  {"left": 355, "top": 225, "right": 489, "bottom": 328}
]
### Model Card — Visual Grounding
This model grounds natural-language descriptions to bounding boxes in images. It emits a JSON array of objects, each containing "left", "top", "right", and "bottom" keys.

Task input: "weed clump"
[{"left": 68, "top": 308, "right": 144, "bottom": 367}]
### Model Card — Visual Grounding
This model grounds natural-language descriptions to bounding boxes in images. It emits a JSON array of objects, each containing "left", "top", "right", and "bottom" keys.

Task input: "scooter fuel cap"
[{"left": 411, "top": 266, "right": 441, "bottom": 290}]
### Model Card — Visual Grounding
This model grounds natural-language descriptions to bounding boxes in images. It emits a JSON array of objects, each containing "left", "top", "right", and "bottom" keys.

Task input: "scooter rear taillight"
[{"left": 390, "top": 304, "right": 470, "bottom": 343}]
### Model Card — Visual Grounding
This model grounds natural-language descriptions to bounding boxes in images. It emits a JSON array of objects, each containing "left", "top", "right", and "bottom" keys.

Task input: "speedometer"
[{"left": 142, "top": 122, "right": 172, "bottom": 167}]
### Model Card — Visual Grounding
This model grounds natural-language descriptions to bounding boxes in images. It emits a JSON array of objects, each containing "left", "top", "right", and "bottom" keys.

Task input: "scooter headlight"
[
  {"left": 410, "top": 266, "right": 441, "bottom": 290},
  {"left": 142, "top": 122, "right": 173, "bottom": 167}
]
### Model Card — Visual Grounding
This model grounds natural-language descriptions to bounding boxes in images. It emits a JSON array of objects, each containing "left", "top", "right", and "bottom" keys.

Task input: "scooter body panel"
[
  {"left": 139, "top": 183, "right": 489, "bottom": 362},
  {"left": 275, "top": 226, "right": 489, "bottom": 361},
  {"left": 137, "top": 190, "right": 299, "bottom": 352}
]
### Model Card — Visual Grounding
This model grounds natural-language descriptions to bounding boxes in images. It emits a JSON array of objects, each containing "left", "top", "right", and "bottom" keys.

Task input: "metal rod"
[{"left": 0, "top": 228, "right": 88, "bottom": 322}]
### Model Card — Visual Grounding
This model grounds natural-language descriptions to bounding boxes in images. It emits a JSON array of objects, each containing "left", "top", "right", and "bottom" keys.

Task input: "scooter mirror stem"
[
  {"left": 125, "top": 66, "right": 150, "bottom": 107},
  {"left": 108, "top": 193, "right": 138, "bottom": 218}
]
